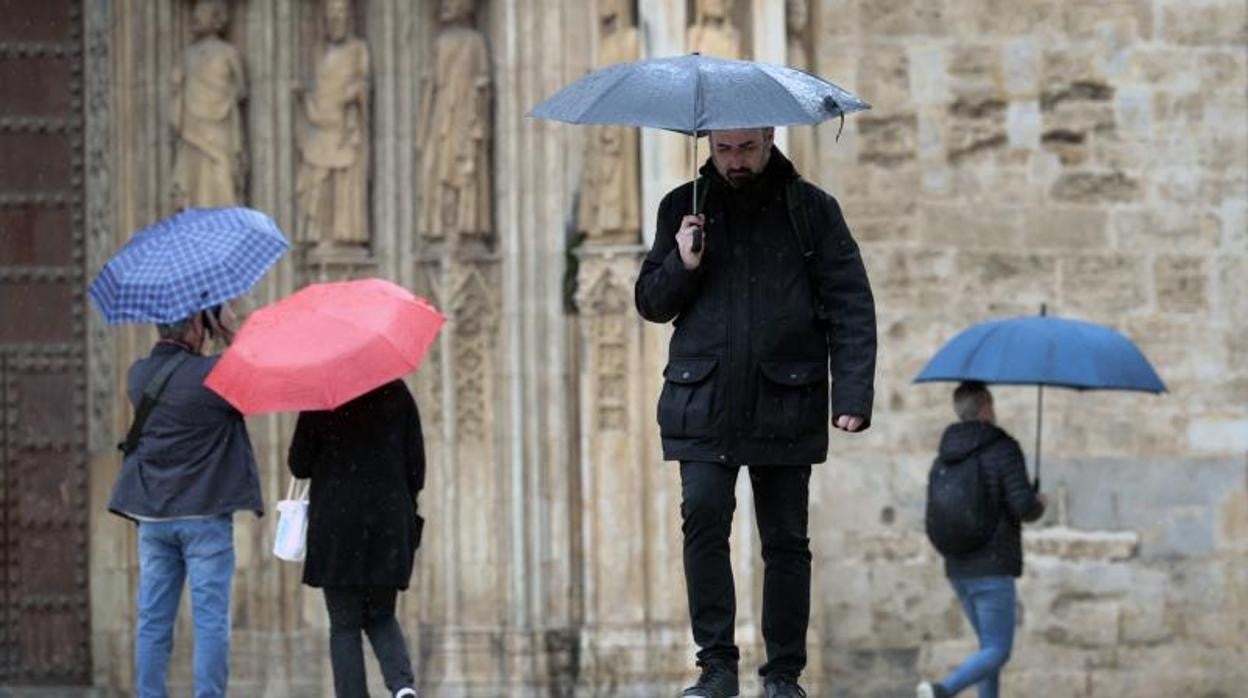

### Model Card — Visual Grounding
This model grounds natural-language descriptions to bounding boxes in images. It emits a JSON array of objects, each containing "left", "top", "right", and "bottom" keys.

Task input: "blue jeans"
[
  {"left": 135, "top": 515, "right": 235, "bottom": 698},
  {"left": 941, "top": 576, "right": 1016, "bottom": 698}
]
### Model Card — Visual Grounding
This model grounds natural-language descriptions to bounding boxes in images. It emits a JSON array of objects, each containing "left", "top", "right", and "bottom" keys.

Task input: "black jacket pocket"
[
  {"left": 657, "top": 357, "right": 718, "bottom": 437},
  {"left": 754, "top": 360, "right": 826, "bottom": 441}
]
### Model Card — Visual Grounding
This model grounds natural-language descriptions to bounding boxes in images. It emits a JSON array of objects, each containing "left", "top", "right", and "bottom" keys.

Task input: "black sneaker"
[
  {"left": 681, "top": 663, "right": 740, "bottom": 697},
  {"left": 763, "top": 674, "right": 807, "bottom": 698}
]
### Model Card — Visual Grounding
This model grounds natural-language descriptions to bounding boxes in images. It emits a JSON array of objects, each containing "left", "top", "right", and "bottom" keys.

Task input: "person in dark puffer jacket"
[{"left": 917, "top": 381, "right": 1046, "bottom": 698}]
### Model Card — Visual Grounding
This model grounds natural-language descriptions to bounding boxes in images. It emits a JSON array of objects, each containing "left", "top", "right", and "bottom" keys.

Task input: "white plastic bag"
[{"left": 273, "top": 478, "right": 310, "bottom": 562}]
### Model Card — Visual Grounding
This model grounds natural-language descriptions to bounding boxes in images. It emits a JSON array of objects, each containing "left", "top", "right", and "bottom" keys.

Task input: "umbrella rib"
[
  {"left": 565, "top": 65, "right": 642, "bottom": 126},
  {"left": 754, "top": 66, "right": 821, "bottom": 125}
]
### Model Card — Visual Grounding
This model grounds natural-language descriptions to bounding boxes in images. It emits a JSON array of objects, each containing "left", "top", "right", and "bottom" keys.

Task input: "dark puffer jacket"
[
  {"left": 933, "top": 421, "right": 1045, "bottom": 578},
  {"left": 635, "top": 148, "right": 876, "bottom": 466}
]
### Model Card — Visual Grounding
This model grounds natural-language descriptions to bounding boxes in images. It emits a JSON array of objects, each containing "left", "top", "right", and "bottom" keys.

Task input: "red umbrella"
[{"left": 205, "top": 278, "right": 445, "bottom": 415}]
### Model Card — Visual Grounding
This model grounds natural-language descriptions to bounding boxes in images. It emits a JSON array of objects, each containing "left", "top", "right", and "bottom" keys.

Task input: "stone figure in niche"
[
  {"left": 295, "top": 0, "right": 371, "bottom": 248},
  {"left": 786, "top": 0, "right": 817, "bottom": 177},
  {"left": 687, "top": 0, "right": 741, "bottom": 59},
  {"left": 170, "top": 0, "right": 247, "bottom": 209},
  {"left": 578, "top": 0, "right": 641, "bottom": 244},
  {"left": 418, "top": 0, "right": 493, "bottom": 246}
]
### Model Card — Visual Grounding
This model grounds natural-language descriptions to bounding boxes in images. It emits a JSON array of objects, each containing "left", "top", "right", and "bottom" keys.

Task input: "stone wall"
[
  {"left": 78, "top": 0, "right": 1246, "bottom": 696},
  {"left": 809, "top": 0, "right": 1247, "bottom": 695}
]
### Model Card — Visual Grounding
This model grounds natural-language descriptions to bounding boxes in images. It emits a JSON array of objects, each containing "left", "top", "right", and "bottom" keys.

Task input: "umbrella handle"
[{"left": 690, "top": 133, "right": 703, "bottom": 253}]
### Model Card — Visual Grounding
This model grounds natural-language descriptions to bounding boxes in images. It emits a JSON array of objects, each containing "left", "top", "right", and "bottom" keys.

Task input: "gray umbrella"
[{"left": 529, "top": 53, "right": 869, "bottom": 248}]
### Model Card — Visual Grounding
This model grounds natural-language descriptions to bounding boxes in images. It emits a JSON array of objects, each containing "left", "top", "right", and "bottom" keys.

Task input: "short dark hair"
[
  {"left": 953, "top": 381, "right": 992, "bottom": 422},
  {"left": 156, "top": 316, "right": 195, "bottom": 341}
]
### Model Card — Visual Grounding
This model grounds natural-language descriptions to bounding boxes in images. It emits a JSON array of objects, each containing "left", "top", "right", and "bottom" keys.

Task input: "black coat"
[
  {"left": 288, "top": 380, "right": 426, "bottom": 589},
  {"left": 635, "top": 148, "right": 877, "bottom": 466},
  {"left": 933, "top": 421, "right": 1044, "bottom": 578},
  {"left": 109, "top": 342, "right": 263, "bottom": 521}
]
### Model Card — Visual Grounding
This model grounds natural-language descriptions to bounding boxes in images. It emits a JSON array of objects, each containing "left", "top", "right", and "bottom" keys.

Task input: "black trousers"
[
  {"left": 323, "top": 586, "right": 414, "bottom": 697},
  {"left": 680, "top": 461, "right": 812, "bottom": 678}
]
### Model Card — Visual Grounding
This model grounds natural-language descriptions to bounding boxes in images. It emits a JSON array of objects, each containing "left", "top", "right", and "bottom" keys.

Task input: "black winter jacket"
[
  {"left": 635, "top": 148, "right": 876, "bottom": 465},
  {"left": 934, "top": 421, "right": 1044, "bottom": 578},
  {"left": 288, "top": 380, "right": 426, "bottom": 589}
]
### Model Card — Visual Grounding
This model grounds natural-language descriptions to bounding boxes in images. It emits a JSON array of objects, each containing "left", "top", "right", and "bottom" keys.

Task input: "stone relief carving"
[
  {"left": 786, "top": 0, "right": 816, "bottom": 177},
  {"left": 687, "top": 0, "right": 741, "bottom": 59},
  {"left": 295, "top": 0, "right": 371, "bottom": 249},
  {"left": 578, "top": 0, "right": 641, "bottom": 245},
  {"left": 418, "top": 0, "right": 493, "bottom": 248},
  {"left": 170, "top": 0, "right": 247, "bottom": 210},
  {"left": 578, "top": 265, "right": 633, "bottom": 432},
  {"left": 449, "top": 269, "right": 495, "bottom": 440}
]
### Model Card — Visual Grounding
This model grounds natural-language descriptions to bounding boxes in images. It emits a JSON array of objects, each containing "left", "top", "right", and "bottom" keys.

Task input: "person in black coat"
[
  {"left": 288, "top": 379, "right": 426, "bottom": 698},
  {"left": 917, "top": 382, "right": 1046, "bottom": 698},
  {"left": 635, "top": 128, "right": 877, "bottom": 698}
]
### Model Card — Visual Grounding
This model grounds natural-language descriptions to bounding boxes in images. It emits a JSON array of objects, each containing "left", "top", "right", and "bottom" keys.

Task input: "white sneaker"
[
  {"left": 395, "top": 689, "right": 417, "bottom": 698},
  {"left": 916, "top": 682, "right": 935, "bottom": 698}
]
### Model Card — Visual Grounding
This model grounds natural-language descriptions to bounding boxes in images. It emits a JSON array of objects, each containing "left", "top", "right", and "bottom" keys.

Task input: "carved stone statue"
[
  {"left": 170, "top": 0, "right": 247, "bottom": 210},
  {"left": 418, "top": 0, "right": 492, "bottom": 245},
  {"left": 786, "top": 0, "right": 817, "bottom": 177},
  {"left": 687, "top": 0, "right": 741, "bottom": 59},
  {"left": 295, "top": 0, "right": 371, "bottom": 248},
  {"left": 578, "top": 0, "right": 641, "bottom": 244}
]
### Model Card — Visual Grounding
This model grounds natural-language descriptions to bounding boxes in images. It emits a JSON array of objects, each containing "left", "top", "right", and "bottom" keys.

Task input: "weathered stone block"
[
  {"left": 944, "top": 94, "right": 1009, "bottom": 163},
  {"left": 858, "top": 44, "right": 911, "bottom": 109},
  {"left": 1051, "top": 170, "right": 1141, "bottom": 203},
  {"left": 956, "top": 251, "right": 1059, "bottom": 307},
  {"left": 921, "top": 203, "right": 1023, "bottom": 247},
  {"left": 1061, "top": 254, "right": 1146, "bottom": 313},
  {"left": 872, "top": 249, "right": 961, "bottom": 310},
  {"left": 1154, "top": 255, "right": 1209, "bottom": 313},
  {"left": 908, "top": 45, "right": 948, "bottom": 106},
  {"left": 1126, "top": 47, "right": 1199, "bottom": 88},
  {"left": 1219, "top": 489, "right": 1248, "bottom": 552},
  {"left": 999, "top": 40, "right": 1039, "bottom": 99},
  {"left": 1199, "top": 49, "right": 1248, "bottom": 91},
  {"left": 1187, "top": 418, "right": 1248, "bottom": 455},
  {"left": 1112, "top": 208, "right": 1221, "bottom": 253},
  {"left": 1160, "top": 0, "right": 1248, "bottom": 46},
  {"left": 841, "top": 529, "right": 927, "bottom": 562},
  {"left": 1026, "top": 206, "right": 1109, "bottom": 249},
  {"left": 1024, "top": 527, "right": 1140, "bottom": 561},
  {"left": 819, "top": 647, "right": 922, "bottom": 698},
  {"left": 1217, "top": 253, "right": 1248, "bottom": 322},
  {"left": 1063, "top": 0, "right": 1154, "bottom": 40},
  {"left": 859, "top": 0, "right": 922, "bottom": 36},
  {"left": 1007, "top": 99, "right": 1042, "bottom": 147},
  {"left": 949, "top": 45, "right": 1004, "bottom": 94},
  {"left": 857, "top": 113, "right": 919, "bottom": 167}
]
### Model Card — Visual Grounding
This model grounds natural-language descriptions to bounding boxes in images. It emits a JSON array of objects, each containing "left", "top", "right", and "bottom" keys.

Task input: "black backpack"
[{"left": 925, "top": 448, "right": 1000, "bottom": 556}]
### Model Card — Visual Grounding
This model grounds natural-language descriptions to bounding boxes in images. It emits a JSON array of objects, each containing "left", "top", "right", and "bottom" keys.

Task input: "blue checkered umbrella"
[{"left": 89, "top": 207, "right": 289, "bottom": 324}]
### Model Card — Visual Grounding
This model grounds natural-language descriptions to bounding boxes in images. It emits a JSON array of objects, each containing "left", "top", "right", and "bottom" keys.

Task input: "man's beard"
[{"left": 726, "top": 168, "right": 758, "bottom": 188}]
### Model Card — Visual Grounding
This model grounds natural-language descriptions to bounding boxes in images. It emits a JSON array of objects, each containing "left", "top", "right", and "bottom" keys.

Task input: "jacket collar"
[
  {"left": 151, "top": 339, "right": 196, "bottom": 357},
  {"left": 698, "top": 145, "right": 798, "bottom": 203}
]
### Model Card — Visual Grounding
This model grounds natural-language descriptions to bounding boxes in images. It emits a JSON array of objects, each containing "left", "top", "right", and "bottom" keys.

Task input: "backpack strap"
[
  {"left": 118, "top": 351, "right": 191, "bottom": 455},
  {"left": 784, "top": 177, "right": 830, "bottom": 325}
]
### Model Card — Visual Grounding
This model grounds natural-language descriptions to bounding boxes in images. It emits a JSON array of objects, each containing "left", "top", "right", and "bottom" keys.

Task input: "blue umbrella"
[
  {"left": 89, "top": 207, "right": 289, "bottom": 325},
  {"left": 529, "top": 53, "right": 869, "bottom": 250},
  {"left": 914, "top": 307, "right": 1165, "bottom": 488}
]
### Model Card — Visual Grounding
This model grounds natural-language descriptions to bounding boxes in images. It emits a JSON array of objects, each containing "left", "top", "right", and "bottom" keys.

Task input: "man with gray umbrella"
[{"left": 635, "top": 127, "right": 877, "bottom": 698}]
